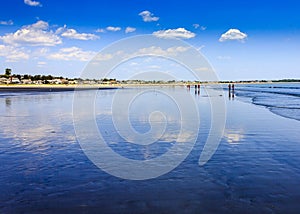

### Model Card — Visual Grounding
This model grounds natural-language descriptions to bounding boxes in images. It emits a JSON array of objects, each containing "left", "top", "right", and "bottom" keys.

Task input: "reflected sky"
[
  {"left": 92, "top": 87, "right": 200, "bottom": 162},
  {"left": 0, "top": 92, "right": 76, "bottom": 152},
  {"left": 223, "top": 129, "right": 244, "bottom": 144},
  {"left": 1, "top": 87, "right": 300, "bottom": 212}
]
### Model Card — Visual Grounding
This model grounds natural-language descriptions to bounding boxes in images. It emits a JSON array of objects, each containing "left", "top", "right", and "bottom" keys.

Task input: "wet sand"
[
  {"left": 0, "top": 84, "right": 119, "bottom": 92},
  {"left": 0, "top": 86, "right": 300, "bottom": 213}
]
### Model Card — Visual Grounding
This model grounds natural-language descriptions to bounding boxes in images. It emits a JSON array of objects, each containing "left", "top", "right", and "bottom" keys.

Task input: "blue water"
[
  {"left": 232, "top": 83, "right": 300, "bottom": 121},
  {"left": 0, "top": 86, "right": 300, "bottom": 213}
]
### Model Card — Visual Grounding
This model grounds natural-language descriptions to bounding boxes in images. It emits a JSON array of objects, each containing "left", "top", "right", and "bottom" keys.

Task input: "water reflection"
[
  {"left": 1, "top": 87, "right": 300, "bottom": 213},
  {"left": 5, "top": 97, "right": 11, "bottom": 108},
  {"left": 224, "top": 129, "right": 244, "bottom": 144},
  {"left": 92, "top": 87, "right": 199, "bottom": 161},
  {"left": 0, "top": 92, "right": 75, "bottom": 153},
  {"left": 228, "top": 84, "right": 235, "bottom": 100}
]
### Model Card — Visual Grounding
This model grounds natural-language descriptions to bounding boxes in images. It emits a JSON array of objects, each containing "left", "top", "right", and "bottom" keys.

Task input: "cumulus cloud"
[
  {"left": 136, "top": 46, "right": 189, "bottom": 56},
  {"left": 219, "top": 29, "right": 247, "bottom": 42},
  {"left": 32, "top": 47, "right": 49, "bottom": 56},
  {"left": 47, "top": 47, "right": 96, "bottom": 61},
  {"left": 0, "top": 20, "right": 62, "bottom": 46},
  {"left": 24, "top": 0, "right": 42, "bottom": 7},
  {"left": 0, "top": 45, "right": 29, "bottom": 62},
  {"left": 96, "top": 28, "right": 105, "bottom": 33},
  {"left": 125, "top": 27, "right": 136, "bottom": 33},
  {"left": 0, "top": 20, "right": 13, "bottom": 25},
  {"left": 54, "top": 25, "right": 67, "bottom": 34},
  {"left": 31, "top": 20, "right": 48, "bottom": 29},
  {"left": 106, "top": 26, "right": 121, "bottom": 32},
  {"left": 153, "top": 28, "right": 196, "bottom": 39},
  {"left": 92, "top": 46, "right": 189, "bottom": 63},
  {"left": 60, "top": 28, "right": 99, "bottom": 40},
  {"left": 94, "top": 53, "right": 114, "bottom": 61},
  {"left": 139, "top": 11, "right": 159, "bottom": 22}
]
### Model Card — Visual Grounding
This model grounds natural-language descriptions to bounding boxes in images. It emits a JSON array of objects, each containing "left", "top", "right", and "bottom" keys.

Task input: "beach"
[
  {"left": 0, "top": 85, "right": 300, "bottom": 213},
  {"left": 0, "top": 84, "right": 120, "bottom": 92}
]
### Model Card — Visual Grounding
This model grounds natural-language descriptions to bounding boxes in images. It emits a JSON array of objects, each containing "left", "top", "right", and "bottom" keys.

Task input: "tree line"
[{"left": 0, "top": 68, "right": 75, "bottom": 81}]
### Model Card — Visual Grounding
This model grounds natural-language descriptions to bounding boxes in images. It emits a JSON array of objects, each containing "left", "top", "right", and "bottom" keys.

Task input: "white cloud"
[
  {"left": 92, "top": 46, "right": 189, "bottom": 63},
  {"left": 193, "top": 24, "right": 200, "bottom": 29},
  {"left": 24, "top": 0, "right": 42, "bottom": 7},
  {"left": 139, "top": 11, "right": 159, "bottom": 22},
  {"left": 37, "top": 61, "right": 46, "bottom": 67},
  {"left": 0, "top": 45, "right": 29, "bottom": 62},
  {"left": 125, "top": 27, "right": 136, "bottom": 33},
  {"left": 32, "top": 47, "right": 49, "bottom": 57},
  {"left": 94, "top": 53, "right": 113, "bottom": 61},
  {"left": 134, "top": 46, "right": 190, "bottom": 57},
  {"left": 219, "top": 29, "right": 247, "bottom": 42},
  {"left": 61, "top": 28, "right": 99, "bottom": 40},
  {"left": 93, "top": 51, "right": 124, "bottom": 62},
  {"left": 55, "top": 25, "right": 67, "bottom": 34},
  {"left": 47, "top": 47, "right": 96, "bottom": 61},
  {"left": 96, "top": 28, "right": 105, "bottom": 33},
  {"left": 200, "top": 26, "right": 207, "bottom": 31},
  {"left": 106, "top": 26, "right": 121, "bottom": 32},
  {"left": 31, "top": 20, "right": 48, "bottom": 30},
  {"left": 0, "top": 20, "right": 62, "bottom": 46},
  {"left": 193, "top": 24, "right": 206, "bottom": 31},
  {"left": 194, "top": 67, "right": 209, "bottom": 71},
  {"left": 0, "top": 20, "right": 13, "bottom": 25},
  {"left": 153, "top": 28, "right": 196, "bottom": 39}
]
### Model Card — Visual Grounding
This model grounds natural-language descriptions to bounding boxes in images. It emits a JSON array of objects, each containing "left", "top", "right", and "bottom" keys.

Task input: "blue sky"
[{"left": 0, "top": 0, "right": 299, "bottom": 80}]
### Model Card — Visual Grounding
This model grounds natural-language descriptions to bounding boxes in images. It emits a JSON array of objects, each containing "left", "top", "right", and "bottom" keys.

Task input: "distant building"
[
  {"left": 68, "top": 80, "right": 78, "bottom": 84},
  {"left": 21, "top": 79, "right": 32, "bottom": 84},
  {"left": 11, "top": 78, "right": 21, "bottom": 84},
  {"left": 48, "top": 79, "right": 62, "bottom": 84},
  {"left": 83, "top": 80, "right": 96, "bottom": 85},
  {"left": 0, "top": 77, "right": 9, "bottom": 84},
  {"left": 33, "top": 80, "right": 43, "bottom": 85},
  {"left": 61, "top": 79, "right": 69, "bottom": 84}
]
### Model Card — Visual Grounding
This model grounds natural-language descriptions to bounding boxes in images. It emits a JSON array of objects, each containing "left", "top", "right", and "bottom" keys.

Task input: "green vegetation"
[{"left": 5, "top": 68, "right": 11, "bottom": 77}]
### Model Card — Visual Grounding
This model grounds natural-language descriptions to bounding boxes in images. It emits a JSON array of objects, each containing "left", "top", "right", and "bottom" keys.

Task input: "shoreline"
[
  {"left": 0, "top": 82, "right": 299, "bottom": 92},
  {"left": 0, "top": 84, "right": 119, "bottom": 92}
]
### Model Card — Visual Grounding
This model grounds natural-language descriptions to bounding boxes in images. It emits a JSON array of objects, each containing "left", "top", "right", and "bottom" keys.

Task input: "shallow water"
[
  {"left": 233, "top": 83, "right": 300, "bottom": 121},
  {"left": 0, "top": 86, "right": 300, "bottom": 213}
]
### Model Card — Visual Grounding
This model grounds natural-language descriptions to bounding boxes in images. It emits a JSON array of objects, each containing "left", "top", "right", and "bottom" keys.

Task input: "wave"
[
  {"left": 234, "top": 84, "right": 300, "bottom": 121},
  {"left": 236, "top": 88, "right": 300, "bottom": 98},
  {"left": 244, "top": 85, "right": 300, "bottom": 90}
]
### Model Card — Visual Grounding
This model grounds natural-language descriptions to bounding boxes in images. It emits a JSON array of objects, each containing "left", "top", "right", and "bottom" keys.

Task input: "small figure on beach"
[{"left": 228, "top": 83, "right": 235, "bottom": 99}]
